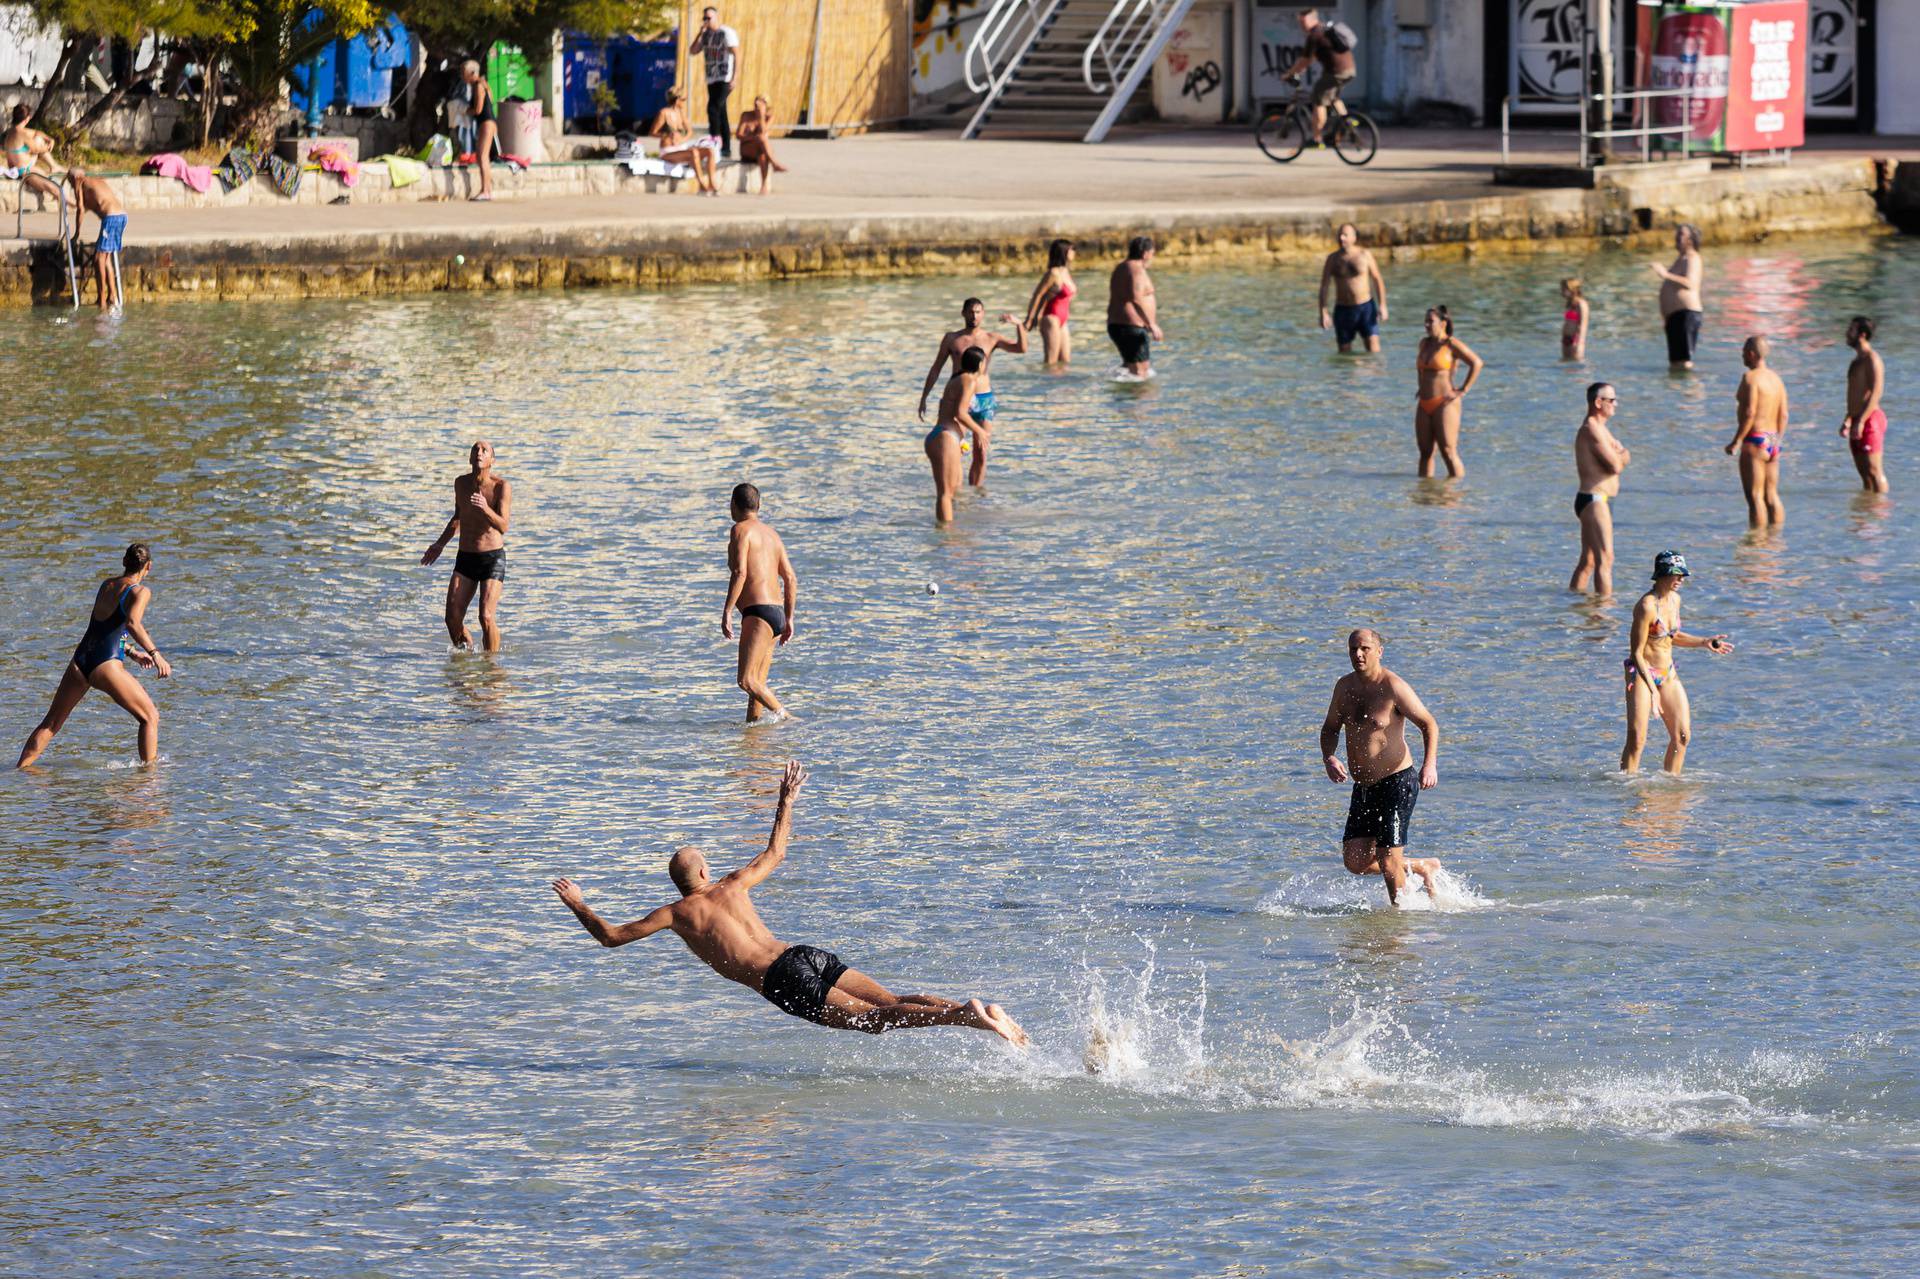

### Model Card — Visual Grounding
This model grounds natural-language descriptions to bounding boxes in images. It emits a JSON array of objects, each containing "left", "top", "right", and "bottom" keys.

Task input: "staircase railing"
[
  {"left": 965, "top": 0, "right": 1047, "bottom": 94},
  {"left": 1082, "top": 0, "right": 1174, "bottom": 94},
  {"left": 1081, "top": 0, "right": 1193, "bottom": 142}
]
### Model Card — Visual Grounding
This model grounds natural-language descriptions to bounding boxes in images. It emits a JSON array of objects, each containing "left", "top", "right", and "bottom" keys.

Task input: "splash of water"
[{"left": 1257, "top": 865, "right": 1493, "bottom": 916}]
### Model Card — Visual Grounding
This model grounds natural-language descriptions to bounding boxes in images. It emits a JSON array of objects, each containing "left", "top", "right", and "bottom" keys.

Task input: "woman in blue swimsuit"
[{"left": 17, "top": 544, "right": 172, "bottom": 768}]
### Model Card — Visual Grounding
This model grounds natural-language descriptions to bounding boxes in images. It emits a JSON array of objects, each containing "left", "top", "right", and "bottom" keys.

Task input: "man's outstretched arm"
[
  {"left": 552, "top": 878, "right": 673, "bottom": 947},
  {"left": 731, "top": 761, "right": 809, "bottom": 889}
]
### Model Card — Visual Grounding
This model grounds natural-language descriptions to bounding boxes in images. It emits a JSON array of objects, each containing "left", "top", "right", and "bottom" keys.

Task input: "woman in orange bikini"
[
  {"left": 1024, "top": 239, "right": 1076, "bottom": 366},
  {"left": 1560, "top": 277, "right": 1589, "bottom": 360},
  {"left": 1413, "top": 305, "right": 1483, "bottom": 478}
]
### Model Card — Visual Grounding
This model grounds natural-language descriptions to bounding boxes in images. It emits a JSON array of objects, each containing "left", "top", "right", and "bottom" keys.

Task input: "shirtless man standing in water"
[
  {"left": 1318, "top": 222, "right": 1387, "bottom": 354},
  {"left": 1106, "top": 235, "right": 1162, "bottom": 378},
  {"left": 1570, "top": 381, "right": 1630, "bottom": 596},
  {"left": 1319, "top": 629, "right": 1441, "bottom": 906},
  {"left": 917, "top": 297, "right": 1027, "bottom": 488},
  {"left": 1651, "top": 224, "right": 1705, "bottom": 370},
  {"left": 721, "top": 482, "right": 797, "bottom": 724},
  {"left": 552, "top": 761, "right": 1028, "bottom": 1045},
  {"left": 1724, "top": 335, "right": 1789, "bottom": 528},
  {"left": 421, "top": 440, "right": 512, "bottom": 650},
  {"left": 1839, "top": 316, "right": 1889, "bottom": 494}
]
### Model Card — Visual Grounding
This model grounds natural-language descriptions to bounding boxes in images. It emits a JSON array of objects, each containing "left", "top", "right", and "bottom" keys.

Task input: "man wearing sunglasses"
[{"left": 1570, "top": 381, "right": 1631, "bottom": 596}]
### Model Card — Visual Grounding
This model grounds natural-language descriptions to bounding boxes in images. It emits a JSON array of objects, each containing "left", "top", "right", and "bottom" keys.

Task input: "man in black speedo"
[
  {"left": 1318, "top": 628, "right": 1443, "bottom": 905},
  {"left": 421, "top": 440, "right": 512, "bottom": 651},
  {"left": 552, "top": 761, "right": 1028, "bottom": 1045}
]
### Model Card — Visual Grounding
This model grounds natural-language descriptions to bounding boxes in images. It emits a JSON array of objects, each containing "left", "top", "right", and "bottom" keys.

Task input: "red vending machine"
[{"left": 1644, "top": 1, "right": 1806, "bottom": 155}]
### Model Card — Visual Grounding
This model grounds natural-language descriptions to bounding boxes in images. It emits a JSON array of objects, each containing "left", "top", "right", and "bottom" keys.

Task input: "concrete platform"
[{"left": 1, "top": 127, "right": 1907, "bottom": 304}]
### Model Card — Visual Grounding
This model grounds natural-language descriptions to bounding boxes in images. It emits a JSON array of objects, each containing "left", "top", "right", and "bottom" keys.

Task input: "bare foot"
[
  {"left": 967, "top": 998, "right": 1028, "bottom": 1047},
  {"left": 1406, "top": 858, "right": 1442, "bottom": 897}
]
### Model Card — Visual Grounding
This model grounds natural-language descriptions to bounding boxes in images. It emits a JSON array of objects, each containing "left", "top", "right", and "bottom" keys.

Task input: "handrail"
[
  {"left": 7, "top": 171, "right": 79, "bottom": 309},
  {"left": 965, "top": 0, "right": 1044, "bottom": 95},
  {"left": 1578, "top": 85, "right": 1693, "bottom": 167},
  {"left": 1084, "top": 0, "right": 1168, "bottom": 95}
]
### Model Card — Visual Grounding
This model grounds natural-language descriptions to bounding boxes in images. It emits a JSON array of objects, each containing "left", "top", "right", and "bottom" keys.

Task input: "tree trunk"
[
  {"left": 197, "top": 45, "right": 222, "bottom": 151},
  {"left": 34, "top": 36, "right": 91, "bottom": 124}
]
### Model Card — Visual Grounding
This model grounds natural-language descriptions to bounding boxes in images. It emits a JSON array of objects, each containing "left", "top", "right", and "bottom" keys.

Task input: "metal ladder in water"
[
  {"left": 961, "top": 0, "right": 1198, "bottom": 143},
  {"left": 9, "top": 177, "right": 82, "bottom": 309}
]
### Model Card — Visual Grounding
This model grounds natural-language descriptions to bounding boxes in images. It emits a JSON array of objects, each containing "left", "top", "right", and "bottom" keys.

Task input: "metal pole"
[
  {"left": 1501, "top": 96, "right": 1510, "bottom": 165},
  {"left": 1593, "top": 0, "right": 1613, "bottom": 164}
]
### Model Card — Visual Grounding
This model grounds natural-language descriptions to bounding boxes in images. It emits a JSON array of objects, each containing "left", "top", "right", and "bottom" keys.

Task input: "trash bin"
[
  {"left": 500, "top": 99, "right": 545, "bottom": 161},
  {"left": 487, "top": 42, "right": 538, "bottom": 105},
  {"left": 562, "top": 34, "right": 609, "bottom": 124},
  {"left": 607, "top": 35, "right": 677, "bottom": 130}
]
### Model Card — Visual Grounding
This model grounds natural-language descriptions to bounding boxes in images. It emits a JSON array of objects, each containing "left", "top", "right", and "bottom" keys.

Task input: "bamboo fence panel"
[{"left": 676, "top": 0, "right": 908, "bottom": 136}]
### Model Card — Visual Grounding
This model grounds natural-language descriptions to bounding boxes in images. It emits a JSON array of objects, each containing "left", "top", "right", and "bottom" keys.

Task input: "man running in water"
[
  {"left": 1319, "top": 629, "right": 1441, "bottom": 906},
  {"left": 1839, "top": 315, "right": 1888, "bottom": 494},
  {"left": 917, "top": 298, "right": 1027, "bottom": 488},
  {"left": 552, "top": 761, "right": 1028, "bottom": 1045},
  {"left": 1651, "top": 224, "right": 1704, "bottom": 370},
  {"left": 1724, "top": 335, "right": 1789, "bottom": 528},
  {"left": 1106, "top": 235, "right": 1162, "bottom": 378},
  {"left": 1318, "top": 222, "right": 1387, "bottom": 354},
  {"left": 721, "top": 482, "right": 797, "bottom": 724},
  {"left": 421, "top": 440, "right": 512, "bottom": 651},
  {"left": 1570, "top": 381, "right": 1630, "bottom": 596}
]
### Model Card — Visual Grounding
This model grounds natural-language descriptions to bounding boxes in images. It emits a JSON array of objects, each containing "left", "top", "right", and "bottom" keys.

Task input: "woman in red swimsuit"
[{"left": 1024, "top": 239, "right": 1076, "bottom": 367}]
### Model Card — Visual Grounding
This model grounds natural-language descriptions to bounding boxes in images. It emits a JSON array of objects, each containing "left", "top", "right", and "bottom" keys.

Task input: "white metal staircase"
[{"left": 961, "top": 0, "right": 1197, "bottom": 143}]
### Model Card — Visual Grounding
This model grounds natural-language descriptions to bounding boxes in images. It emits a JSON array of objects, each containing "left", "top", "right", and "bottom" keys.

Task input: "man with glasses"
[
  {"left": 1570, "top": 381, "right": 1630, "bottom": 596},
  {"left": 692, "top": 7, "right": 742, "bottom": 161}
]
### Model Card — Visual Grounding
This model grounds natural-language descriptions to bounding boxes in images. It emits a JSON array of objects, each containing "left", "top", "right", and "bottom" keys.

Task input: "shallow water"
[{"left": 2, "top": 236, "right": 1916, "bottom": 1277}]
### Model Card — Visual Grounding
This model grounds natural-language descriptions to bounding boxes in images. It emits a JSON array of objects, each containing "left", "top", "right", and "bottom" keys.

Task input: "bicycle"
[{"left": 1255, "top": 77, "right": 1378, "bottom": 166}]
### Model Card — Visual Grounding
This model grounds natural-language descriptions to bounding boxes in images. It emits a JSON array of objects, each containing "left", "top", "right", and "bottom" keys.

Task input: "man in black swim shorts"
[
  {"left": 552, "top": 761, "right": 1028, "bottom": 1045},
  {"left": 1318, "top": 628, "right": 1443, "bottom": 905},
  {"left": 422, "top": 439, "right": 512, "bottom": 651},
  {"left": 721, "top": 481, "right": 798, "bottom": 723},
  {"left": 1106, "top": 234, "right": 1162, "bottom": 377}
]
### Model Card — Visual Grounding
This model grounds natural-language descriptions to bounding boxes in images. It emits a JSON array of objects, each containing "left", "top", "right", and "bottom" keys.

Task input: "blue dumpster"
[
  {"left": 344, "top": 15, "right": 412, "bottom": 110},
  {"left": 607, "top": 35, "right": 677, "bottom": 128},
  {"left": 562, "top": 33, "right": 610, "bottom": 123},
  {"left": 286, "top": 29, "right": 338, "bottom": 116}
]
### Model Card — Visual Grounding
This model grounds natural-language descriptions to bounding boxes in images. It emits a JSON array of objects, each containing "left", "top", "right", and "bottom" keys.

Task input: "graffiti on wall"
[{"left": 1807, "top": 0, "right": 1856, "bottom": 118}]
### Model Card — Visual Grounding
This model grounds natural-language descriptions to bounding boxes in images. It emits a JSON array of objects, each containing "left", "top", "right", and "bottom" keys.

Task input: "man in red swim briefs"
[{"left": 1840, "top": 316, "right": 1888, "bottom": 494}]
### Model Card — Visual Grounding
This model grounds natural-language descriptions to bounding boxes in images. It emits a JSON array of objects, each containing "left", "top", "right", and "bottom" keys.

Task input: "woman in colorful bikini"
[
  {"left": 1024, "top": 239, "right": 1077, "bottom": 366},
  {"left": 18, "top": 543, "right": 173, "bottom": 769},
  {"left": 924, "top": 349, "right": 986, "bottom": 524},
  {"left": 1413, "top": 305, "right": 1483, "bottom": 478},
  {"left": 1620, "top": 550, "right": 1734, "bottom": 776},
  {"left": 1560, "top": 277, "right": 1588, "bottom": 360}
]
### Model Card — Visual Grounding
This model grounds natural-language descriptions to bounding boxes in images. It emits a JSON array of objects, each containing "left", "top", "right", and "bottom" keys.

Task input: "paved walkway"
[{"left": 17, "top": 126, "right": 1916, "bottom": 251}]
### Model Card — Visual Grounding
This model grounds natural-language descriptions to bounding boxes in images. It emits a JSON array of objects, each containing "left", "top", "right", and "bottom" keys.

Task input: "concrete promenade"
[{"left": 2, "top": 127, "right": 1910, "bottom": 304}]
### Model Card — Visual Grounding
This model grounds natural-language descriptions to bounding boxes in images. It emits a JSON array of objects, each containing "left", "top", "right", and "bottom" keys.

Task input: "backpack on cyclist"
[{"left": 1324, "top": 20, "right": 1359, "bottom": 53}]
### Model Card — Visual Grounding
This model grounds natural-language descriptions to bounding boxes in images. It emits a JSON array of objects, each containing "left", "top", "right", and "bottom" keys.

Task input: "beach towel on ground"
[
  {"left": 215, "top": 145, "right": 259, "bottom": 192},
  {"left": 306, "top": 143, "right": 360, "bottom": 188},
  {"left": 143, "top": 152, "right": 214, "bottom": 193},
  {"left": 372, "top": 154, "right": 427, "bottom": 188}
]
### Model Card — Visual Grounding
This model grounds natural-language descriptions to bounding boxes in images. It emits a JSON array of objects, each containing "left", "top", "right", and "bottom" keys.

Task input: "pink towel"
[
  {"left": 143, "top": 152, "right": 213, "bottom": 194},
  {"left": 306, "top": 144, "right": 361, "bottom": 189}
]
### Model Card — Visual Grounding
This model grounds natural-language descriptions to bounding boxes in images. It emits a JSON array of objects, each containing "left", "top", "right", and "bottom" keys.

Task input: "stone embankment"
[{"left": 0, "top": 153, "right": 1898, "bottom": 306}]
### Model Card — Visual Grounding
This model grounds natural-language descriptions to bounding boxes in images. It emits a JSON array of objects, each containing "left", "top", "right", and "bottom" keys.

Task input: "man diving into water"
[
  {"left": 553, "top": 761, "right": 1029, "bottom": 1045},
  {"left": 1319, "top": 628, "right": 1441, "bottom": 905}
]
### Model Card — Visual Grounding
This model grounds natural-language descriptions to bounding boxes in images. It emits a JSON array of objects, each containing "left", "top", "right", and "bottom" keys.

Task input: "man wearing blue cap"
[{"left": 1622, "top": 551, "right": 1734, "bottom": 775}]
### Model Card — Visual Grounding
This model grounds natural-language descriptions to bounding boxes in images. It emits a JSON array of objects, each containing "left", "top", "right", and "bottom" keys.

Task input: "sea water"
[{"left": 1, "top": 236, "right": 1915, "bottom": 1277}]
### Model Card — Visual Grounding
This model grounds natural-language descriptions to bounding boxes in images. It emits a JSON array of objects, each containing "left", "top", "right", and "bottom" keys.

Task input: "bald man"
[
  {"left": 1723, "top": 335, "right": 1788, "bottom": 528},
  {"left": 421, "top": 439, "right": 513, "bottom": 650},
  {"left": 552, "top": 762, "right": 1028, "bottom": 1045},
  {"left": 1319, "top": 629, "right": 1442, "bottom": 905}
]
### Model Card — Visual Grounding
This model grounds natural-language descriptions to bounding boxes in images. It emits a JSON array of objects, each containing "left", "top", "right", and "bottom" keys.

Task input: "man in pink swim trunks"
[{"left": 1840, "top": 315, "right": 1888, "bottom": 494}]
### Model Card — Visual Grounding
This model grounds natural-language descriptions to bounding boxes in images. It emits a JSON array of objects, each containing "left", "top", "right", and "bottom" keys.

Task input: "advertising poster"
[
  {"left": 1651, "top": 4, "right": 1732, "bottom": 149},
  {"left": 1725, "top": 0, "right": 1806, "bottom": 149}
]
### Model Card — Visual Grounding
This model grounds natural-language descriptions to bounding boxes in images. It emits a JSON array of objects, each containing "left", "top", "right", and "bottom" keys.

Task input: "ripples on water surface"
[{"left": 2, "top": 237, "right": 1916, "bottom": 1277}]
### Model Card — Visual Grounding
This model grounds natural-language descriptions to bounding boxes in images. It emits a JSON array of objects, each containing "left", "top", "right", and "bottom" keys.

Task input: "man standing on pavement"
[
  {"left": 692, "top": 7, "right": 742, "bottom": 161},
  {"left": 1106, "top": 235, "right": 1162, "bottom": 379},
  {"left": 1317, "top": 222, "right": 1386, "bottom": 354},
  {"left": 1319, "top": 628, "right": 1442, "bottom": 906},
  {"left": 1282, "top": 7, "right": 1356, "bottom": 145},
  {"left": 421, "top": 440, "right": 513, "bottom": 651}
]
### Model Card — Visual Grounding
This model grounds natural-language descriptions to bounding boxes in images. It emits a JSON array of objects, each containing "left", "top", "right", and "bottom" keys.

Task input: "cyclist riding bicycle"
[{"left": 1282, "top": 7, "right": 1356, "bottom": 145}]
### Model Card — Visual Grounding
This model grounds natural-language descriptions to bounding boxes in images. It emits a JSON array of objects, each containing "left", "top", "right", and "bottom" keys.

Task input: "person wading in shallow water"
[
  {"left": 1319, "top": 628, "right": 1441, "bottom": 906},
  {"left": 721, "top": 482, "right": 797, "bottom": 724},
  {"left": 421, "top": 440, "right": 512, "bottom": 651},
  {"left": 552, "top": 762, "right": 1029, "bottom": 1045},
  {"left": 1620, "top": 551, "right": 1734, "bottom": 776},
  {"left": 18, "top": 543, "right": 172, "bottom": 768},
  {"left": 918, "top": 296, "right": 1027, "bottom": 489}
]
